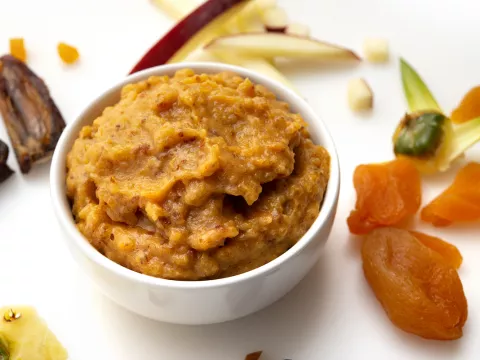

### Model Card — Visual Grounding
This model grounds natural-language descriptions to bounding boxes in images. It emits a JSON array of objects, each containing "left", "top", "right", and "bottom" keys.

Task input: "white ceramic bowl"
[{"left": 50, "top": 62, "right": 340, "bottom": 325}]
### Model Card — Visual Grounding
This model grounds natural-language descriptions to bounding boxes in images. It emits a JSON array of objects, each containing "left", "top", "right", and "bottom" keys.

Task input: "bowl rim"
[{"left": 50, "top": 62, "right": 340, "bottom": 290}]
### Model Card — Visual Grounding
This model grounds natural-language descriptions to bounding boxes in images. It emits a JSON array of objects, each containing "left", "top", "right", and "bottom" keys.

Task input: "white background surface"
[{"left": 1, "top": 0, "right": 480, "bottom": 359}]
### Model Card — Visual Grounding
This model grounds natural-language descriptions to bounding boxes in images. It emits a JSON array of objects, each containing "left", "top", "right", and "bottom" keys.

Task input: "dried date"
[
  {"left": 0, "top": 55, "right": 66, "bottom": 173},
  {"left": 0, "top": 139, "right": 13, "bottom": 183}
]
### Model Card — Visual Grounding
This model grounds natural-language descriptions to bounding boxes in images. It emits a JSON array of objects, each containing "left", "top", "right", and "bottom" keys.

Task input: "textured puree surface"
[{"left": 66, "top": 69, "right": 330, "bottom": 280}]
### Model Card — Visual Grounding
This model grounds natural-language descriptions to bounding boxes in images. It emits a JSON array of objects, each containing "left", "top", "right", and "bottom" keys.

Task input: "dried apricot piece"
[
  {"left": 347, "top": 157, "right": 421, "bottom": 235},
  {"left": 245, "top": 351, "right": 262, "bottom": 360},
  {"left": 362, "top": 227, "right": 468, "bottom": 340},
  {"left": 409, "top": 230, "right": 462, "bottom": 269},
  {"left": 57, "top": 42, "right": 79, "bottom": 64},
  {"left": 451, "top": 86, "right": 480, "bottom": 124},
  {"left": 421, "top": 162, "right": 480, "bottom": 226},
  {"left": 9, "top": 38, "right": 26, "bottom": 62}
]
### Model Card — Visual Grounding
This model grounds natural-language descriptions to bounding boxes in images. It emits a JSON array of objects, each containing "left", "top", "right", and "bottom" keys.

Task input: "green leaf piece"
[{"left": 400, "top": 58, "right": 442, "bottom": 113}]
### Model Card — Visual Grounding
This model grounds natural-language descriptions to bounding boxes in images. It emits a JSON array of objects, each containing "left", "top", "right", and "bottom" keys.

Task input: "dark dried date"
[
  {"left": 0, "top": 139, "right": 13, "bottom": 183},
  {"left": 0, "top": 55, "right": 66, "bottom": 173}
]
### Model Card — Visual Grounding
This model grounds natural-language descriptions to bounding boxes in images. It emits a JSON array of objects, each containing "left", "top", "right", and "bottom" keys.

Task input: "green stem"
[
  {"left": 400, "top": 58, "right": 442, "bottom": 113},
  {"left": 448, "top": 116, "right": 480, "bottom": 161}
]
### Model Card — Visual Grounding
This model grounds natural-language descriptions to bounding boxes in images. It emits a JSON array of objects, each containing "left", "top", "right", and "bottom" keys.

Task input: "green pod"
[{"left": 394, "top": 112, "right": 446, "bottom": 157}]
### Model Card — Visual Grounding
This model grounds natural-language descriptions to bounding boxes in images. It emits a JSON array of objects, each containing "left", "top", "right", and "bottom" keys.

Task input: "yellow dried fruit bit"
[
  {"left": 9, "top": 38, "right": 27, "bottom": 62},
  {"left": 57, "top": 42, "right": 80, "bottom": 64}
]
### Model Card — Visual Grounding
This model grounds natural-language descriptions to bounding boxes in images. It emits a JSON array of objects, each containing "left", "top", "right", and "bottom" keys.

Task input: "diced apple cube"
[
  {"left": 348, "top": 78, "right": 373, "bottom": 111},
  {"left": 363, "top": 38, "right": 389, "bottom": 63}
]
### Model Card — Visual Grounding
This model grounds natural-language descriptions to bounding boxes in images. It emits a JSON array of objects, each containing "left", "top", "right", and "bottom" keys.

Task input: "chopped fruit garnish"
[
  {"left": 234, "top": 0, "right": 277, "bottom": 32},
  {"left": 392, "top": 111, "right": 455, "bottom": 175},
  {"left": 285, "top": 23, "right": 310, "bottom": 36},
  {"left": 0, "top": 306, "right": 68, "bottom": 359},
  {"left": 347, "top": 78, "right": 373, "bottom": 112},
  {"left": 0, "top": 140, "right": 13, "bottom": 184},
  {"left": 362, "top": 228, "right": 467, "bottom": 340},
  {"left": 0, "top": 55, "right": 66, "bottom": 173},
  {"left": 421, "top": 162, "right": 480, "bottom": 227},
  {"left": 410, "top": 230, "right": 463, "bottom": 269},
  {"left": 205, "top": 32, "right": 361, "bottom": 60},
  {"left": 347, "top": 157, "right": 422, "bottom": 235},
  {"left": 183, "top": 48, "right": 220, "bottom": 62},
  {"left": 9, "top": 38, "right": 26, "bottom": 62},
  {"left": 393, "top": 58, "right": 480, "bottom": 174},
  {"left": 57, "top": 42, "right": 80, "bottom": 64},
  {"left": 262, "top": 6, "right": 288, "bottom": 32},
  {"left": 451, "top": 85, "right": 480, "bottom": 124},
  {"left": 245, "top": 351, "right": 263, "bottom": 360},
  {"left": 129, "top": 0, "right": 251, "bottom": 74},
  {"left": 146, "top": 0, "right": 293, "bottom": 90},
  {"left": 363, "top": 38, "right": 389, "bottom": 63}
]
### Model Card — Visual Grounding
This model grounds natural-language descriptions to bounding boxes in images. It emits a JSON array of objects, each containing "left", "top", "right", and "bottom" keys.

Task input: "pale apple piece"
[
  {"left": 238, "top": 20, "right": 267, "bottom": 32},
  {"left": 232, "top": 0, "right": 277, "bottom": 32},
  {"left": 363, "top": 38, "right": 389, "bottom": 63},
  {"left": 0, "top": 306, "right": 68, "bottom": 360},
  {"left": 262, "top": 6, "right": 288, "bottom": 32},
  {"left": 347, "top": 78, "right": 373, "bottom": 111},
  {"left": 145, "top": 0, "right": 289, "bottom": 91},
  {"left": 151, "top": 0, "right": 202, "bottom": 20},
  {"left": 214, "top": 51, "right": 298, "bottom": 91},
  {"left": 130, "top": 0, "right": 250, "bottom": 73},
  {"left": 167, "top": 1, "right": 252, "bottom": 64},
  {"left": 205, "top": 32, "right": 361, "bottom": 61},
  {"left": 182, "top": 48, "right": 221, "bottom": 62},
  {"left": 151, "top": 0, "right": 275, "bottom": 31},
  {"left": 285, "top": 23, "right": 310, "bottom": 36}
]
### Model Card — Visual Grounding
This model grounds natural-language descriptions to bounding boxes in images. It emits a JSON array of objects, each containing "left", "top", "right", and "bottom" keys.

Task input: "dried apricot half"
[
  {"left": 410, "top": 230, "right": 463, "bottom": 269},
  {"left": 362, "top": 227, "right": 468, "bottom": 340},
  {"left": 421, "top": 162, "right": 480, "bottom": 226},
  {"left": 451, "top": 86, "right": 480, "bottom": 124},
  {"left": 347, "top": 157, "right": 421, "bottom": 234}
]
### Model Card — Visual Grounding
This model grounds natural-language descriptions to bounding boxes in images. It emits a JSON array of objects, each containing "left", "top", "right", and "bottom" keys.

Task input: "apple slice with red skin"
[
  {"left": 205, "top": 32, "right": 361, "bottom": 61},
  {"left": 144, "top": 0, "right": 295, "bottom": 90},
  {"left": 129, "top": 0, "right": 251, "bottom": 74}
]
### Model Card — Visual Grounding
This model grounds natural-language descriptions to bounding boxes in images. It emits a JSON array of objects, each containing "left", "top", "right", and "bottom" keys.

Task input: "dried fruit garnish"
[
  {"left": 0, "top": 306, "right": 68, "bottom": 359},
  {"left": 9, "top": 38, "right": 26, "bottom": 63},
  {"left": 421, "top": 162, "right": 480, "bottom": 226},
  {"left": 393, "top": 58, "right": 480, "bottom": 174},
  {"left": 0, "top": 140, "right": 13, "bottom": 183},
  {"left": 362, "top": 227, "right": 468, "bottom": 340},
  {"left": 57, "top": 42, "right": 79, "bottom": 65},
  {"left": 347, "top": 157, "right": 421, "bottom": 235},
  {"left": 451, "top": 86, "right": 480, "bottom": 124},
  {"left": 245, "top": 351, "right": 263, "bottom": 360},
  {"left": 3, "top": 309, "right": 21, "bottom": 323},
  {"left": 0, "top": 55, "right": 66, "bottom": 173},
  {"left": 410, "top": 230, "right": 463, "bottom": 269}
]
